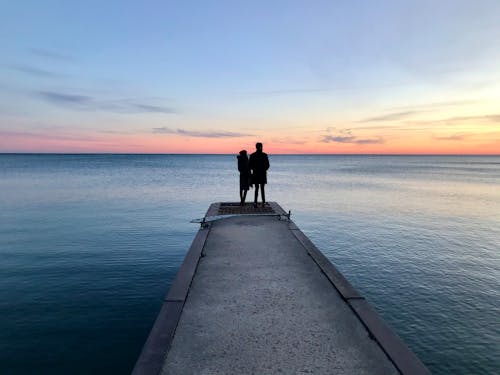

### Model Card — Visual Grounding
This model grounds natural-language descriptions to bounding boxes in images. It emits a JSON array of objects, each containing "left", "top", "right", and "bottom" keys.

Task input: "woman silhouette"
[{"left": 237, "top": 150, "right": 251, "bottom": 205}]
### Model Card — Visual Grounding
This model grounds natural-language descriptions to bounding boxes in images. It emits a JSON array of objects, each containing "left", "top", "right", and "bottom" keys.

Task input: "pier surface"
[{"left": 133, "top": 202, "right": 429, "bottom": 375}]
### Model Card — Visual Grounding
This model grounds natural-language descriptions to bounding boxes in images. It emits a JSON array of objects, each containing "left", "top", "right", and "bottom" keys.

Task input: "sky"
[{"left": 1, "top": 0, "right": 499, "bottom": 154}]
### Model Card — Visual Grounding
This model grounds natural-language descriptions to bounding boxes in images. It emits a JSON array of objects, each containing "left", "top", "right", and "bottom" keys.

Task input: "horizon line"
[{"left": 1, "top": 152, "right": 499, "bottom": 156}]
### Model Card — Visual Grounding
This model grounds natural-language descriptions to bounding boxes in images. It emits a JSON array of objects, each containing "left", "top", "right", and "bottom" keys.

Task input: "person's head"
[
  {"left": 239, "top": 150, "right": 247, "bottom": 157},
  {"left": 256, "top": 142, "right": 263, "bottom": 152}
]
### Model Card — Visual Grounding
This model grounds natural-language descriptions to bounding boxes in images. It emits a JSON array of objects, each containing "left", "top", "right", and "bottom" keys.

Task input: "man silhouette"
[{"left": 248, "top": 142, "right": 270, "bottom": 207}]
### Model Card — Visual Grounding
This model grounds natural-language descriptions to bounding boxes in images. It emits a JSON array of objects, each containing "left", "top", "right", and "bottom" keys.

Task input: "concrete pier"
[{"left": 133, "top": 202, "right": 430, "bottom": 375}]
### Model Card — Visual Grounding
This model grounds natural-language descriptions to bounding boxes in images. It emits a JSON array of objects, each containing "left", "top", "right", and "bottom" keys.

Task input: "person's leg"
[
  {"left": 254, "top": 184, "right": 259, "bottom": 206},
  {"left": 261, "top": 184, "right": 266, "bottom": 204},
  {"left": 242, "top": 190, "right": 247, "bottom": 204}
]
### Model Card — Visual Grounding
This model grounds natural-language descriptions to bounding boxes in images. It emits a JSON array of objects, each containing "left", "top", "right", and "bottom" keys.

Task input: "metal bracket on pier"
[
  {"left": 278, "top": 210, "right": 291, "bottom": 222},
  {"left": 191, "top": 211, "right": 291, "bottom": 227}
]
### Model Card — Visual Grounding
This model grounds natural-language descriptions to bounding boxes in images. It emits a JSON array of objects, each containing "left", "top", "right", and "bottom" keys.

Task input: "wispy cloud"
[
  {"left": 152, "top": 127, "right": 253, "bottom": 138},
  {"left": 244, "top": 88, "right": 332, "bottom": 96},
  {"left": 321, "top": 128, "right": 384, "bottom": 144},
  {"left": 39, "top": 91, "right": 90, "bottom": 104},
  {"left": 360, "top": 111, "right": 422, "bottom": 122},
  {"left": 438, "top": 114, "right": 500, "bottom": 123},
  {"left": 433, "top": 134, "right": 466, "bottom": 141},
  {"left": 351, "top": 112, "right": 500, "bottom": 132},
  {"left": 391, "top": 99, "right": 479, "bottom": 111},
  {"left": 132, "top": 103, "right": 174, "bottom": 113},
  {"left": 10, "top": 64, "right": 62, "bottom": 78},
  {"left": 240, "top": 81, "right": 420, "bottom": 98},
  {"left": 402, "top": 114, "right": 500, "bottom": 129},
  {"left": 30, "top": 48, "right": 74, "bottom": 62},
  {"left": 36, "top": 90, "right": 175, "bottom": 113},
  {"left": 321, "top": 135, "right": 384, "bottom": 144}
]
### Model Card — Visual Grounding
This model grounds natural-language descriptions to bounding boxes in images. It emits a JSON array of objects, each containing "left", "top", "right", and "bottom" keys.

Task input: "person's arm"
[{"left": 264, "top": 154, "right": 270, "bottom": 171}]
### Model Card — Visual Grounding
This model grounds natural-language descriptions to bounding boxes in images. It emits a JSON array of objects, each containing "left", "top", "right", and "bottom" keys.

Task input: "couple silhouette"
[{"left": 237, "top": 142, "right": 270, "bottom": 207}]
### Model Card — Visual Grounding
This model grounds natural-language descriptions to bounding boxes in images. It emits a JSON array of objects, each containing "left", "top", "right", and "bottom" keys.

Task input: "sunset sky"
[{"left": 1, "top": 0, "right": 499, "bottom": 154}]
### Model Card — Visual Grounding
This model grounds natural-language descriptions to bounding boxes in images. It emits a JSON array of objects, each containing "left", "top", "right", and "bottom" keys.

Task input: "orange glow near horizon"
[
  {"left": 2, "top": 100, "right": 499, "bottom": 154},
  {"left": 1, "top": 125, "right": 499, "bottom": 154}
]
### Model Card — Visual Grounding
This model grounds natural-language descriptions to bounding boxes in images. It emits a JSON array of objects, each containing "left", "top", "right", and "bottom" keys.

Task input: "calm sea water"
[{"left": 1, "top": 154, "right": 499, "bottom": 374}]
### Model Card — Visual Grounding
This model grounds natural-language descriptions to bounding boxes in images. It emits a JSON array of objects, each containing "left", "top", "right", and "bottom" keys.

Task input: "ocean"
[{"left": 1, "top": 154, "right": 499, "bottom": 374}]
